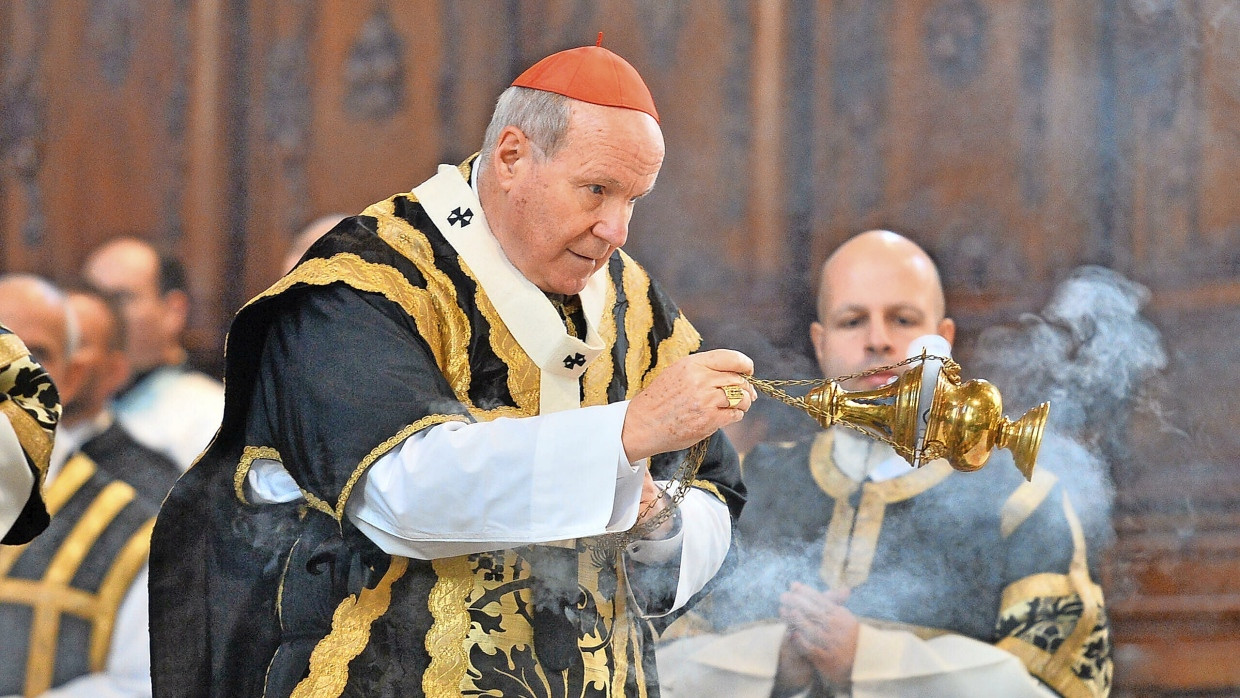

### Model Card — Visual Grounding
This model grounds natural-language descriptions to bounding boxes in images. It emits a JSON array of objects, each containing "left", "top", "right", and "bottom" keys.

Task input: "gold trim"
[
  {"left": 424, "top": 555, "right": 474, "bottom": 698},
  {"left": 235, "top": 446, "right": 281, "bottom": 505},
  {"left": 0, "top": 399, "right": 52, "bottom": 482},
  {"left": 582, "top": 278, "right": 618, "bottom": 408},
  {"left": 0, "top": 332, "right": 29, "bottom": 367},
  {"left": 90, "top": 517, "right": 154, "bottom": 670},
  {"left": 621, "top": 254, "right": 654, "bottom": 398},
  {"left": 335, "top": 414, "right": 470, "bottom": 519},
  {"left": 248, "top": 253, "right": 448, "bottom": 374},
  {"left": 996, "top": 639, "right": 1097, "bottom": 698},
  {"left": 26, "top": 479, "right": 135, "bottom": 696},
  {"left": 689, "top": 479, "right": 727, "bottom": 505},
  {"left": 645, "top": 314, "right": 702, "bottom": 391},
  {"left": 1000, "top": 572, "right": 1075, "bottom": 610},
  {"left": 1000, "top": 469, "right": 1059, "bottom": 539},
  {"left": 0, "top": 454, "right": 98, "bottom": 578},
  {"left": 366, "top": 199, "right": 475, "bottom": 402},
  {"left": 810, "top": 430, "right": 953, "bottom": 589},
  {"left": 291, "top": 556, "right": 410, "bottom": 698}
]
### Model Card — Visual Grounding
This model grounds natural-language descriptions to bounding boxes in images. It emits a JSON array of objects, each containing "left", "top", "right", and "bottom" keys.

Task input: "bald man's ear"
[
  {"left": 809, "top": 320, "right": 828, "bottom": 370},
  {"left": 55, "top": 352, "right": 89, "bottom": 405},
  {"left": 937, "top": 317, "right": 956, "bottom": 346}
]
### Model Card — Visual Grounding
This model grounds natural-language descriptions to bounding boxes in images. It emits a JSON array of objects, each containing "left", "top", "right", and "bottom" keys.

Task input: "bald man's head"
[
  {"left": 810, "top": 230, "right": 955, "bottom": 390},
  {"left": 63, "top": 290, "right": 131, "bottom": 425},
  {"left": 0, "top": 275, "right": 82, "bottom": 400}
]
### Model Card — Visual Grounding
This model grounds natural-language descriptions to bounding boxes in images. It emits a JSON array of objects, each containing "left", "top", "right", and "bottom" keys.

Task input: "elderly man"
[
  {"left": 657, "top": 231, "right": 1111, "bottom": 698},
  {"left": 0, "top": 323, "right": 57, "bottom": 545},
  {"left": 82, "top": 238, "right": 224, "bottom": 470},
  {"left": 150, "top": 43, "right": 752, "bottom": 697},
  {"left": 0, "top": 275, "right": 154, "bottom": 697},
  {"left": 49, "top": 289, "right": 180, "bottom": 503}
]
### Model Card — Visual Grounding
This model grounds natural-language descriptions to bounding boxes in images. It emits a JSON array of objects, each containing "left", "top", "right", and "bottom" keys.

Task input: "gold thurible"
[{"left": 802, "top": 360, "right": 1048, "bottom": 481}]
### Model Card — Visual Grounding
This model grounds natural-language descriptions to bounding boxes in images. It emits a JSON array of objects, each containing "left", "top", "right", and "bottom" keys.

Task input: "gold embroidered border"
[
  {"left": 366, "top": 198, "right": 475, "bottom": 402},
  {"left": 247, "top": 252, "right": 447, "bottom": 373},
  {"left": 234, "top": 446, "right": 282, "bottom": 505},
  {"left": 425, "top": 555, "right": 475, "bottom": 698},
  {"left": 335, "top": 413, "right": 470, "bottom": 519},
  {"left": 26, "top": 479, "right": 135, "bottom": 695},
  {"left": 291, "top": 555, "right": 410, "bottom": 698},
  {"left": 1000, "top": 469, "right": 1059, "bottom": 539},
  {"left": 621, "top": 254, "right": 654, "bottom": 398},
  {"left": 0, "top": 454, "right": 97, "bottom": 577},
  {"left": 996, "top": 639, "right": 1097, "bottom": 698},
  {"left": 90, "top": 517, "right": 154, "bottom": 670},
  {"left": 0, "top": 399, "right": 52, "bottom": 482},
  {"left": 809, "top": 431, "right": 857, "bottom": 589},
  {"left": 996, "top": 494, "right": 1107, "bottom": 698},
  {"left": 1000, "top": 572, "right": 1075, "bottom": 610},
  {"left": 0, "top": 332, "right": 29, "bottom": 367},
  {"left": 644, "top": 315, "right": 702, "bottom": 392},
  {"left": 582, "top": 279, "right": 618, "bottom": 407}
]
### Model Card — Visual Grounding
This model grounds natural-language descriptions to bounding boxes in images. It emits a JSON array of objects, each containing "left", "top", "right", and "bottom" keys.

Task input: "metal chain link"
[{"left": 589, "top": 353, "right": 957, "bottom": 558}]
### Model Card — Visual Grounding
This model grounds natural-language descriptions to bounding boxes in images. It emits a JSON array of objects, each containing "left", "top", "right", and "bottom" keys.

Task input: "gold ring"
[{"left": 722, "top": 384, "right": 745, "bottom": 409}]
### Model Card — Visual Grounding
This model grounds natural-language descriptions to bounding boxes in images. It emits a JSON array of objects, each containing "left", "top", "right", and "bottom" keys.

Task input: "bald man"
[
  {"left": 0, "top": 275, "right": 155, "bottom": 697},
  {"left": 83, "top": 237, "right": 223, "bottom": 470},
  {"left": 658, "top": 231, "right": 1111, "bottom": 698}
]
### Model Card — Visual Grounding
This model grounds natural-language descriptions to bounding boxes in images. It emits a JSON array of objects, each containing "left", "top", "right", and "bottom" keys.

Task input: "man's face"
[
  {"left": 63, "top": 294, "right": 129, "bottom": 422},
  {"left": 83, "top": 241, "right": 170, "bottom": 373},
  {"left": 810, "top": 244, "right": 954, "bottom": 392},
  {"left": 495, "top": 101, "right": 664, "bottom": 295}
]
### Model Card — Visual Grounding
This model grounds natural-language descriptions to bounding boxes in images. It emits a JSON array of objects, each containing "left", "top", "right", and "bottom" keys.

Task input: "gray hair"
[{"left": 479, "top": 86, "right": 571, "bottom": 165}]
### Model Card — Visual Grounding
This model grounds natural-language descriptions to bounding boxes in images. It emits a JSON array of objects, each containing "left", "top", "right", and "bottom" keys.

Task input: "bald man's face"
[{"left": 810, "top": 244, "right": 955, "bottom": 391}]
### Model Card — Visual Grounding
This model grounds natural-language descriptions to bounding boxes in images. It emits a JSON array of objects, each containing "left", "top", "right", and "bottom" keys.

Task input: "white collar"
[{"left": 831, "top": 427, "right": 915, "bottom": 483}]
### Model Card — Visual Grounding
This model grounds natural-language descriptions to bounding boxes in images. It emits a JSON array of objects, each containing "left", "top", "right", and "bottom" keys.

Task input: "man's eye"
[
  {"left": 838, "top": 317, "right": 863, "bottom": 329},
  {"left": 587, "top": 184, "right": 604, "bottom": 195}
]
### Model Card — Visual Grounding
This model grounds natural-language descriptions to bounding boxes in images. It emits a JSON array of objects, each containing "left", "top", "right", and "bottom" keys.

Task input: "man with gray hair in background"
[{"left": 658, "top": 230, "right": 1112, "bottom": 697}]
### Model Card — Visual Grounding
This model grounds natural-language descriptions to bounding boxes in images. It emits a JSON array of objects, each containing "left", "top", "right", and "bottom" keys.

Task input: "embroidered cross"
[
  {"left": 563, "top": 353, "right": 586, "bottom": 370},
  {"left": 447, "top": 206, "right": 474, "bottom": 227}
]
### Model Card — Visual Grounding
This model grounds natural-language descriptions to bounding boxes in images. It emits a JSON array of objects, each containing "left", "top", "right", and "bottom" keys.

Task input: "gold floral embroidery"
[
  {"left": 645, "top": 315, "right": 701, "bottom": 389},
  {"left": 621, "top": 253, "right": 654, "bottom": 398},
  {"left": 424, "top": 555, "right": 474, "bottom": 698}
]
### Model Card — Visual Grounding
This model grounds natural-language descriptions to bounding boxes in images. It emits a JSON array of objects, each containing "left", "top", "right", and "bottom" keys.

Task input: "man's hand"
[
  {"left": 621, "top": 349, "right": 756, "bottom": 462},
  {"left": 636, "top": 470, "right": 675, "bottom": 539},
  {"left": 779, "top": 583, "right": 859, "bottom": 690}
]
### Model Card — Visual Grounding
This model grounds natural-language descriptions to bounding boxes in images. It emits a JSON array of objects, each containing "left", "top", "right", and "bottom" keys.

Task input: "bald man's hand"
[{"left": 621, "top": 349, "right": 756, "bottom": 462}]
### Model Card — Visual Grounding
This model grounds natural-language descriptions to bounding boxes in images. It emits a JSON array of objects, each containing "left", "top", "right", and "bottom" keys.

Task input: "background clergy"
[
  {"left": 150, "top": 42, "right": 752, "bottom": 697},
  {"left": 657, "top": 231, "right": 1112, "bottom": 698}
]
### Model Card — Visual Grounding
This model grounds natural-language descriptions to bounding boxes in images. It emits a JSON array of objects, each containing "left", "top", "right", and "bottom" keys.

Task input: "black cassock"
[{"left": 150, "top": 160, "right": 745, "bottom": 698}]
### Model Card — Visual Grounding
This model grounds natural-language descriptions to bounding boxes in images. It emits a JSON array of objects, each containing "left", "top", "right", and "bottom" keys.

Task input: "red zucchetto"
[{"left": 511, "top": 36, "right": 660, "bottom": 123}]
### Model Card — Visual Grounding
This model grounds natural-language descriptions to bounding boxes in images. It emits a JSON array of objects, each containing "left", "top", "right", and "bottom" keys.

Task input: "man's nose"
[
  {"left": 593, "top": 204, "right": 630, "bottom": 248},
  {"left": 866, "top": 321, "right": 893, "bottom": 355}
]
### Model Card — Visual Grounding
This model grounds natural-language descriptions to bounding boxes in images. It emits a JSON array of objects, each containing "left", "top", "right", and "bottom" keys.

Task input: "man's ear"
[
  {"left": 937, "top": 317, "right": 956, "bottom": 346},
  {"left": 809, "top": 321, "right": 827, "bottom": 368},
  {"left": 56, "top": 352, "right": 89, "bottom": 405},
  {"left": 162, "top": 289, "right": 190, "bottom": 339},
  {"left": 492, "top": 126, "right": 529, "bottom": 192}
]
